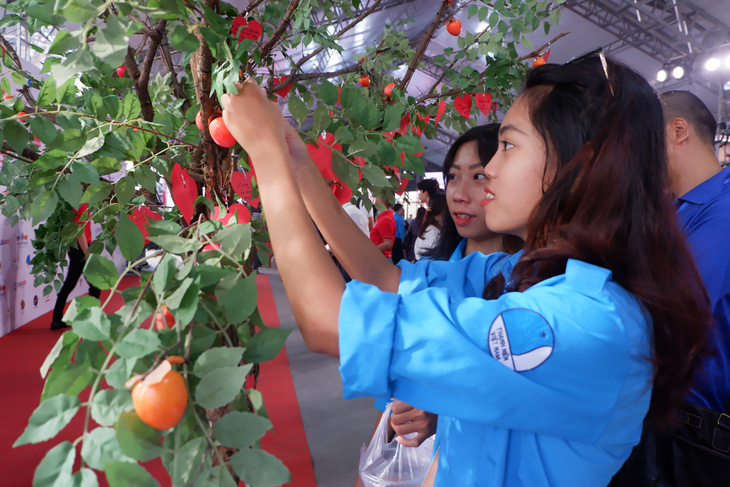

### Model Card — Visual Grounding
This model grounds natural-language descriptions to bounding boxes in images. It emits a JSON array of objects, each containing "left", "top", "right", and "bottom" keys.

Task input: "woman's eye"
[
  {"left": 501, "top": 141, "right": 514, "bottom": 151},
  {"left": 474, "top": 173, "right": 487, "bottom": 180},
  {"left": 446, "top": 173, "right": 457, "bottom": 181}
]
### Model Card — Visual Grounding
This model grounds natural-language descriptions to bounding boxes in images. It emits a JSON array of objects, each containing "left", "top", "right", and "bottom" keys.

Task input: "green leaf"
[
  {"left": 79, "top": 182, "right": 112, "bottom": 206},
  {"left": 164, "top": 437, "right": 206, "bottom": 486},
  {"left": 31, "top": 191, "right": 59, "bottom": 226},
  {"left": 83, "top": 254, "right": 118, "bottom": 290},
  {"left": 382, "top": 104, "right": 404, "bottom": 132},
  {"left": 133, "top": 164, "right": 157, "bottom": 192},
  {"left": 170, "top": 25, "right": 199, "bottom": 52},
  {"left": 77, "top": 134, "right": 105, "bottom": 158},
  {"left": 30, "top": 115, "right": 58, "bottom": 145},
  {"left": 194, "top": 365, "right": 249, "bottom": 409},
  {"left": 39, "top": 338, "right": 64, "bottom": 380},
  {"left": 288, "top": 96, "right": 308, "bottom": 126},
  {"left": 230, "top": 449, "right": 290, "bottom": 487},
  {"left": 50, "top": 128, "right": 86, "bottom": 153},
  {"left": 32, "top": 150, "right": 67, "bottom": 170},
  {"left": 116, "top": 214, "right": 145, "bottom": 262},
  {"left": 193, "top": 465, "right": 237, "bottom": 487},
  {"left": 192, "top": 347, "right": 245, "bottom": 378},
  {"left": 57, "top": 177, "right": 83, "bottom": 207},
  {"left": 92, "top": 14, "right": 130, "bottom": 67},
  {"left": 32, "top": 441, "right": 75, "bottom": 487},
  {"left": 69, "top": 468, "right": 98, "bottom": 487},
  {"left": 90, "top": 389, "right": 134, "bottom": 427},
  {"left": 41, "top": 366, "right": 93, "bottom": 401},
  {"left": 243, "top": 327, "right": 292, "bottom": 363},
  {"left": 147, "top": 234, "right": 203, "bottom": 254},
  {"left": 320, "top": 79, "right": 339, "bottom": 105},
  {"left": 122, "top": 92, "right": 142, "bottom": 120},
  {"left": 115, "top": 176, "right": 135, "bottom": 205},
  {"left": 115, "top": 329, "right": 161, "bottom": 359},
  {"left": 212, "top": 411, "right": 272, "bottom": 449},
  {"left": 224, "top": 274, "right": 257, "bottom": 323},
  {"left": 14, "top": 394, "right": 80, "bottom": 446},
  {"left": 105, "top": 357, "right": 138, "bottom": 390},
  {"left": 105, "top": 461, "right": 160, "bottom": 487},
  {"left": 360, "top": 164, "right": 391, "bottom": 187},
  {"left": 4, "top": 119, "right": 30, "bottom": 154},
  {"left": 70, "top": 160, "right": 100, "bottom": 185},
  {"left": 115, "top": 411, "right": 164, "bottom": 462},
  {"left": 211, "top": 222, "right": 251, "bottom": 256},
  {"left": 71, "top": 306, "right": 111, "bottom": 341},
  {"left": 81, "top": 427, "right": 134, "bottom": 470},
  {"left": 36, "top": 75, "right": 57, "bottom": 106}
]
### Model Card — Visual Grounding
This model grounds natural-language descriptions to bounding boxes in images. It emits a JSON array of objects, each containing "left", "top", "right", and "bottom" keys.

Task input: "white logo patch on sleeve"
[{"left": 488, "top": 308, "right": 554, "bottom": 371}]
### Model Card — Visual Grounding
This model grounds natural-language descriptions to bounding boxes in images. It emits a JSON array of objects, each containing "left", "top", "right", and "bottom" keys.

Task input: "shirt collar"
[{"left": 677, "top": 168, "right": 730, "bottom": 205}]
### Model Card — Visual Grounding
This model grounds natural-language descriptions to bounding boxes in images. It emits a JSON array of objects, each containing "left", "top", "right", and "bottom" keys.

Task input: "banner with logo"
[{"left": 0, "top": 214, "right": 126, "bottom": 338}]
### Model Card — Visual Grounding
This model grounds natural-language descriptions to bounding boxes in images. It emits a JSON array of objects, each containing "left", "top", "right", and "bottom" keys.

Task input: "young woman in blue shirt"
[{"left": 222, "top": 53, "right": 711, "bottom": 486}]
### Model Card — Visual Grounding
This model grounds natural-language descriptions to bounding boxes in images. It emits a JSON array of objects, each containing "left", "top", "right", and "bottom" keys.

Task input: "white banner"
[{"left": 0, "top": 211, "right": 127, "bottom": 337}]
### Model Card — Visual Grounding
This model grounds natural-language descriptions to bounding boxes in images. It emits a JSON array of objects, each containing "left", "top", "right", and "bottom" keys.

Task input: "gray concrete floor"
[{"left": 261, "top": 268, "right": 379, "bottom": 487}]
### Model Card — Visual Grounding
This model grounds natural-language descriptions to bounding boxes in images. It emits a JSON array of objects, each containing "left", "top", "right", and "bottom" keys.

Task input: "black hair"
[
  {"left": 417, "top": 191, "right": 445, "bottom": 239},
  {"left": 483, "top": 53, "right": 711, "bottom": 425},
  {"left": 425, "top": 125, "right": 522, "bottom": 260},
  {"left": 417, "top": 178, "right": 439, "bottom": 196},
  {"left": 661, "top": 90, "right": 717, "bottom": 148},
  {"left": 392, "top": 203, "right": 403, "bottom": 212}
]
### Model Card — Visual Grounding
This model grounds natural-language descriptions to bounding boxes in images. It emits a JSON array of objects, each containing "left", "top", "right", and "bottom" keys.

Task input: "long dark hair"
[
  {"left": 417, "top": 192, "right": 445, "bottom": 239},
  {"left": 484, "top": 54, "right": 711, "bottom": 425},
  {"left": 426, "top": 124, "right": 522, "bottom": 260}
]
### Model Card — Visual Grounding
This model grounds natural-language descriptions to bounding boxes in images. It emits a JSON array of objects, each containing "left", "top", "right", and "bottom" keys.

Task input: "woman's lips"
[{"left": 453, "top": 212, "right": 475, "bottom": 226}]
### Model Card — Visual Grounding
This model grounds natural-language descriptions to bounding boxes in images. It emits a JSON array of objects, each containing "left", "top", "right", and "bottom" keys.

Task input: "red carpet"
[{"left": 0, "top": 273, "right": 316, "bottom": 487}]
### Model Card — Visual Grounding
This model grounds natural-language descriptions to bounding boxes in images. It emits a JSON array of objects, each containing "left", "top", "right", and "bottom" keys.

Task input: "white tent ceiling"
[{"left": 2, "top": 0, "right": 729, "bottom": 169}]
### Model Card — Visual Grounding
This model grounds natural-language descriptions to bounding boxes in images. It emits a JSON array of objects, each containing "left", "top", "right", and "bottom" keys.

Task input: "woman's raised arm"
[
  {"left": 283, "top": 125, "right": 400, "bottom": 292},
  {"left": 222, "top": 80, "right": 342, "bottom": 356}
]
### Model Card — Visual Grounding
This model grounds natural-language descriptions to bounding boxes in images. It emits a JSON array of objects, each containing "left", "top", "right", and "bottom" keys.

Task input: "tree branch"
[
  {"left": 256, "top": 0, "right": 300, "bottom": 69},
  {"left": 243, "top": 0, "right": 266, "bottom": 16},
  {"left": 289, "top": 0, "right": 384, "bottom": 74},
  {"left": 269, "top": 64, "right": 361, "bottom": 94},
  {"left": 0, "top": 33, "right": 36, "bottom": 108},
  {"left": 516, "top": 32, "right": 569, "bottom": 61},
  {"left": 159, "top": 33, "right": 191, "bottom": 114},
  {"left": 398, "top": 0, "right": 451, "bottom": 92},
  {"left": 421, "top": 22, "right": 492, "bottom": 100},
  {"left": 126, "top": 19, "right": 166, "bottom": 122}
]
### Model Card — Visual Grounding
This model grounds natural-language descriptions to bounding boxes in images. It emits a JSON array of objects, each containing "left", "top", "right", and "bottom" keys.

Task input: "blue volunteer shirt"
[
  {"left": 372, "top": 246, "right": 518, "bottom": 413},
  {"left": 339, "top": 252, "right": 652, "bottom": 486},
  {"left": 394, "top": 212, "right": 405, "bottom": 240},
  {"left": 676, "top": 167, "right": 730, "bottom": 411}
]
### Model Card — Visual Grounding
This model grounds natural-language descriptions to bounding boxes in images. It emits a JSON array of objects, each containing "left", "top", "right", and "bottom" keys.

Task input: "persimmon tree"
[{"left": 1, "top": 0, "right": 565, "bottom": 485}]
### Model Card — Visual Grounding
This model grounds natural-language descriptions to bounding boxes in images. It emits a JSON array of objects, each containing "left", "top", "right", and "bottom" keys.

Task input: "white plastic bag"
[{"left": 358, "top": 402, "right": 436, "bottom": 487}]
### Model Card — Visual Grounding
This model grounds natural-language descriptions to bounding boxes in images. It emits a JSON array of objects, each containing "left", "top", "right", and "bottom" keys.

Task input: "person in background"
[
  {"left": 391, "top": 203, "right": 405, "bottom": 264},
  {"left": 50, "top": 204, "right": 101, "bottom": 330},
  {"left": 369, "top": 199, "right": 395, "bottom": 260},
  {"left": 344, "top": 198, "right": 370, "bottom": 236},
  {"left": 402, "top": 206, "right": 426, "bottom": 263},
  {"left": 424, "top": 124, "right": 523, "bottom": 262},
  {"left": 417, "top": 178, "right": 439, "bottom": 207},
  {"left": 221, "top": 51, "right": 711, "bottom": 485},
  {"left": 610, "top": 90, "right": 730, "bottom": 486},
  {"left": 413, "top": 192, "right": 445, "bottom": 261}
]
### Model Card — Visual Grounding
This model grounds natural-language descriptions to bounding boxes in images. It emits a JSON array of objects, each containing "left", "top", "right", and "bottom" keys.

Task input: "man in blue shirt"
[
  {"left": 610, "top": 91, "right": 730, "bottom": 486},
  {"left": 391, "top": 203, "right": 405, "bottom": 264}
]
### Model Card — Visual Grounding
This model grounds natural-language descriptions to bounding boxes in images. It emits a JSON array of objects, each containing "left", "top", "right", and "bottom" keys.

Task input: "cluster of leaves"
[
  {"left": 0, "top": 0, "right": 564, "bottom": 485},
  {"left": 14, "top": 216, "right": 292, "bottom": 486}
]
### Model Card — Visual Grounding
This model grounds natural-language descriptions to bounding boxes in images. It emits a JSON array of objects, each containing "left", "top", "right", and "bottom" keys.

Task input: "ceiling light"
[
  {"left": 705, "top": 57, "right": 720, "bottom": 71},
  {"left": 672, "top": 66, "right": 685, "bottom": 79},
  {"left": 656, "top": 69, "right": 667, "bottom": 82},
  {"left": 724, "top": 81, "right": 730, "bottom": 91}
]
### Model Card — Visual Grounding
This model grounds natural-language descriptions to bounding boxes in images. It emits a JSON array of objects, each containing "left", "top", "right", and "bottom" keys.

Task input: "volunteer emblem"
[{"left": 488, "top": 308, "right": 554, "bottom": 371}]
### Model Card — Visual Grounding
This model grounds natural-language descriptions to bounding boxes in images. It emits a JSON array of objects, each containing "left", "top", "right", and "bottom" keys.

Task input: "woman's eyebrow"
[{"left": 499, "top": 123, "right": 528, "bottom": 137}]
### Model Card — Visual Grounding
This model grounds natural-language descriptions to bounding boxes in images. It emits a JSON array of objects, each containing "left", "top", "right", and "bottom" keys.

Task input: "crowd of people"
[{"left": 219, "top": 52, "right": 729, "bottom": 486}]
